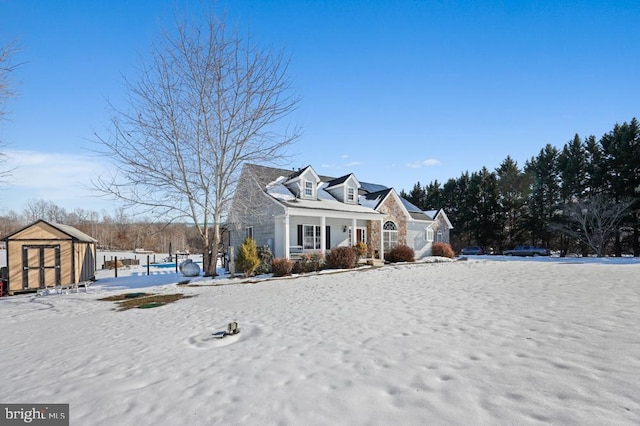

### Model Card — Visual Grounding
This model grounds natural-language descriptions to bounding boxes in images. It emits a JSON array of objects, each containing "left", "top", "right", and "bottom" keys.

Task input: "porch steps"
[{"left": 360, "top": 258, "right": 385, "bottom": 267}]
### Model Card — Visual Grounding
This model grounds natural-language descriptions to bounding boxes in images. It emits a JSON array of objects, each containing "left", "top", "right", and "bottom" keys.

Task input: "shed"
[{"left": 2, "top": 219, "right": 97, "bottom": 294}]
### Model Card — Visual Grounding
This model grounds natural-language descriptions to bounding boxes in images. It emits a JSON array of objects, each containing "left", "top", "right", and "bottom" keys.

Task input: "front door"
[
  {"left": 348, "top": 227, "right": 367, "bottom": 246},
  {"left": 22, "top": 245, "right": 61, "bottom": 289}
]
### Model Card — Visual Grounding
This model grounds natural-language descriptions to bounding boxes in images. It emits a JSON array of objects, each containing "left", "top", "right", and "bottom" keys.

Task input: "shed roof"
[{"left": 2, "top": 219, "right": 98, "bottom": 243}]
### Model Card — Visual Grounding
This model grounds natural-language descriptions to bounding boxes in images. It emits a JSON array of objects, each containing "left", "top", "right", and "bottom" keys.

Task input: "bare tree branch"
[
  {"left": 552, "top": 195, "right": 633, "bottom": 257},
  {"left": 92, "top": 8, "right": 301, "bottom": 275},
  {"left": 0, "top": 40, "right": 20, "bottom": 184}
]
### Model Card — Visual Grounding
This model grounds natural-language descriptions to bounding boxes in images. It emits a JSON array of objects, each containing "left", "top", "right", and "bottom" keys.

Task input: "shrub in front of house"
[
  {"left": 352, "top": 241, "right": 368, "bottom": 263},
  {"left": 432, "top": 242, "right": 455, "bottom": 258},
  {"left": 385, "top": 244, "right": 415, "bottom": 263},
  {"left": 325, "top": 246, "right": 357, "bottom": 269},
  {"left": 236, "top": 237, "right": 260, "bottom": 277},
  {"left": 272, "top": 258, "right": 294, "bottom": 277},
  {"left": 293, "top": 252, "right": 324, "bottom": 274},
  {"left": 255, "top": 245, "right": 274, "bottom": 275}
]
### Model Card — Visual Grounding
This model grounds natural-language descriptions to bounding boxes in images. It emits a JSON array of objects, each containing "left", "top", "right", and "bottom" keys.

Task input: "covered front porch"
[{"left": 274, "top": 209, "right": 385, "bottom": 260}]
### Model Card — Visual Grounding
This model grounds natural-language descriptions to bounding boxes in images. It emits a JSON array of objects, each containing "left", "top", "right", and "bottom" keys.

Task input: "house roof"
[
  {"left": 400, "top": 198, "right": 432, "bottom": 221},
  {"left": 360, "top": 182, "right": 389, "bottom": 193},
  {"left": 244, "top": 164, "right": 334, "bottom": 188},
  {"left": 246, "top": 163, "right": 442, "bottom": 222},
  {"left": 325, "top": 174, "right": 351, "bottom": 187},
  {"left": 360, "top": 188, "right": 392, "bottom": 210},
  {"left": 267, "top": 179, "right": 382, "bottom": 215},
  {"left": 325, "top": 173, "right": 361, "bottom": 189},
  {"left": 424, "top": 210, "right": 437, "bottom": 219},
  {"left": 425, "top": 209, "right": 454, "bottom": 229},
  {"left": 286, "top": 167, "right": 308, "bottom": 180}
]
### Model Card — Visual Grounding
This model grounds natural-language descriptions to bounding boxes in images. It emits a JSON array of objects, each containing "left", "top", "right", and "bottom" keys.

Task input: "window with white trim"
[
  {"left": 245, "top": 226, "right": 254, "bottom": 239},
  {"left": 304, "top": 180, "right": 314, "bottom": 198},
  {"left": 347, "top": 186, "right": 356, "bottom": 203},
  {"left": 303, "top": 225, "right": 321, "bottom": 250},
  {"left": 383, "top": 221, "right": 398, "bottom": 251},
  {"left": 437, "top": 230, "right": 443, "bottom": 242},
  {"left": 426, "top": 228, "right": 434, "bottom": 242}
]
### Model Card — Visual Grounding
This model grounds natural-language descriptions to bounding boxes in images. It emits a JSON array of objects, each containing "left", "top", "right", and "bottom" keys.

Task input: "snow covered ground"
[{"left": 1, "top": 256, "right": 639, "bottom": 425}]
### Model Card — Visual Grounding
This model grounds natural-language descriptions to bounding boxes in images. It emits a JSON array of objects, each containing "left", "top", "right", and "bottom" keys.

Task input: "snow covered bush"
[
  {"left": 293, "top": 252, "right": 324, "bottom": 274},
  {"left": 352, "top": 241, "right": 368, "bottom": 263},
  {"left": 325, "top": 246, "right": 357, "bottom": 269},
  {"left": 255, "top": 245, "right": 274, "bottom": 275},
  {"left": 432, "top": 242, "right": 455, "bottom": 258},
  {"left": 271, "top": 258, "right": 294, "bottom": 277},
  {"left": 385, "top": 245, "right": 415, "bottom": 263}
]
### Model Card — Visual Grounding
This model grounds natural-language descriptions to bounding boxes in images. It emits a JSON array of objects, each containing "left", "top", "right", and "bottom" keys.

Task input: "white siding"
[{"left": 407, "top": 221, "right": 434, "bottom": 258}]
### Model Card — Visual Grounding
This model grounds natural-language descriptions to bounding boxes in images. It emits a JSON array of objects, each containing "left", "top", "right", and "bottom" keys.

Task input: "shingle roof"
[
  {"left": 244, "top": 163, "right": 435, "bottom": 221},
  {"left": 360, "top": 188, "right": 392, "bottom": 210},
  {"left": 2, "top": 219, "right": 97, "bottom": 242},
  {"left": 245, "top": 164, "right": 334, "bottom": 188},
  {"left": 50, "top": 222, "right": 98, "bottom": 242},
  {"left": 325, "top": 174, "right": 351, "bottom": 188},
  {"left": 359, "top": 182, "right": 389, "bottom": 193}
]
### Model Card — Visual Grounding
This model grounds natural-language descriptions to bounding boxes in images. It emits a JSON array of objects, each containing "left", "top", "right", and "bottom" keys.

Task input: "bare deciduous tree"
[
  {"left": 23, "top": 198, "right": 67, "bottom": 223},
  {"left": 552, "top": 195, "right": 633, "bottom": 257},
  {"left": 93, "top": 9, "right": 300, "bottom": 276},
  {"left": 0, "top": 40, "right": 19, "bottom": 184},
  {"left": 0, "top": 40, "right": 18, "bottom": 120}
]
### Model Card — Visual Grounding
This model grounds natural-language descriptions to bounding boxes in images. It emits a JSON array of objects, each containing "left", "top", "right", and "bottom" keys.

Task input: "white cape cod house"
[{"left": 228, "top": 164, "right": 452, "bottom": 260}]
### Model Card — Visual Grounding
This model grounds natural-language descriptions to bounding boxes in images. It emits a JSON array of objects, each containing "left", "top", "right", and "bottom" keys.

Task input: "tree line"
[
  {"left": 401, "top": 118, "right": 639, "bottom": 257},
  {"left": 0, "top": 200, "right": 204, "bottom": 253}
]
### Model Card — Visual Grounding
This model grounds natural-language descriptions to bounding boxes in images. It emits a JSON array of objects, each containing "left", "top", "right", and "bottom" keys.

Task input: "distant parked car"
[
  {"left": 503, "top": 245, "right": 550, "bottom": 256},
  {"left": 461, "top": 246, "right": 484, "bottom": 255}
]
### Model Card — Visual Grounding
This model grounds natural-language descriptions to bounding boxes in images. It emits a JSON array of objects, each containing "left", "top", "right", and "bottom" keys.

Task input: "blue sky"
[{"left": 0, "top": 0, "right": 638, "bottom": 215}]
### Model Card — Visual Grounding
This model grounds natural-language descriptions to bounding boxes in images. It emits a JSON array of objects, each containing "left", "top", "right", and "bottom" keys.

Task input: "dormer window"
[
  {"left": 347, "top": 187, "right": 356, "bottom": 203},
  {"left": 304, "top": 180, "right": 314, "bottom": 198},
  {"left": 284, "top": 166, "right": 321, "bottom": 200}
]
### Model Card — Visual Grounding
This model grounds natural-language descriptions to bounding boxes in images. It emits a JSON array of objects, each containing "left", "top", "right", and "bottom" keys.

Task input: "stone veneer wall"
[
  {"left": 368, "top": 193, "right": 408, "bottom": 258},
  {"left": 434, "top": 214, "right": 451, "bottom": 243},
  {"left": 367, "top": 221, "right": 380, "bottom": 258}
]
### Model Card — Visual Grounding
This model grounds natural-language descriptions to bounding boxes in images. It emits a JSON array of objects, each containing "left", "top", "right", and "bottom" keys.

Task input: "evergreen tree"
[
  {"left": 456, "top": 172, "right": 473, "bottom": 246},
  {"left": 584, "top": 135, "right": 606, "bottom": 196},
  {"left": 496, "top": 156, "right": 528, "bottom": 250},
  {"left": 556, "top": 134, "right": 588, "bottom": 255},
  {"left": 629, "top": 118, "right": 640, "bottom": 256},
  {"left": 469, "top": 167, "right": 501, "bottom": 249},
  {"left": 440, "top": 177, "right": 462, "bottom": 249},
  {"left": 424, "top": 180, "right": 443, "bottom": 210},
  {"left": 558, "top": 134, "right": 588, "bottom": 200},
  {"left": 236, "top": 237, "right": 260, "bottom": 277},
  {"left": 524, "top": 144, "right": 561, "bottom": 246},
  {"left": 404, "top": 181, "right": 427, "bottom": 210},
  {"left": 599, "top": 118, "right": 640, "bottom": 256}
]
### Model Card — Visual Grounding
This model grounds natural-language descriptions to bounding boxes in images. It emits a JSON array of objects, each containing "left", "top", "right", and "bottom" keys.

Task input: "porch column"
[
  {"left": 284, "top": 215, "right": 290, "bottom": 259},
  {"left": 379, "top": 218, "right": 384, "bottom": 260},
  {"left": 320, "top": 216, "right": 326, "bottom": 255},
  {"left": 351, "top": 218, "right": 357, "bottom": 245}
]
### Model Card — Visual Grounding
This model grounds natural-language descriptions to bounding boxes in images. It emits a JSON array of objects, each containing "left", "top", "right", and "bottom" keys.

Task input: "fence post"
[
  {"left": 114, "top": 256, "right": 118, "bottom": 278},
  {"left": 229, "top": 247, "right": 235, "bottom": 277},
  {"left": 147, "top": 255, "right": 150, "bottom": 276}
]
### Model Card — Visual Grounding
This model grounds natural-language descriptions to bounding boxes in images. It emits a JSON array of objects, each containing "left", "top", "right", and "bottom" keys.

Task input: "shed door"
[{"left": 22, "top": 245, "right": 61, "bottom": 289}]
